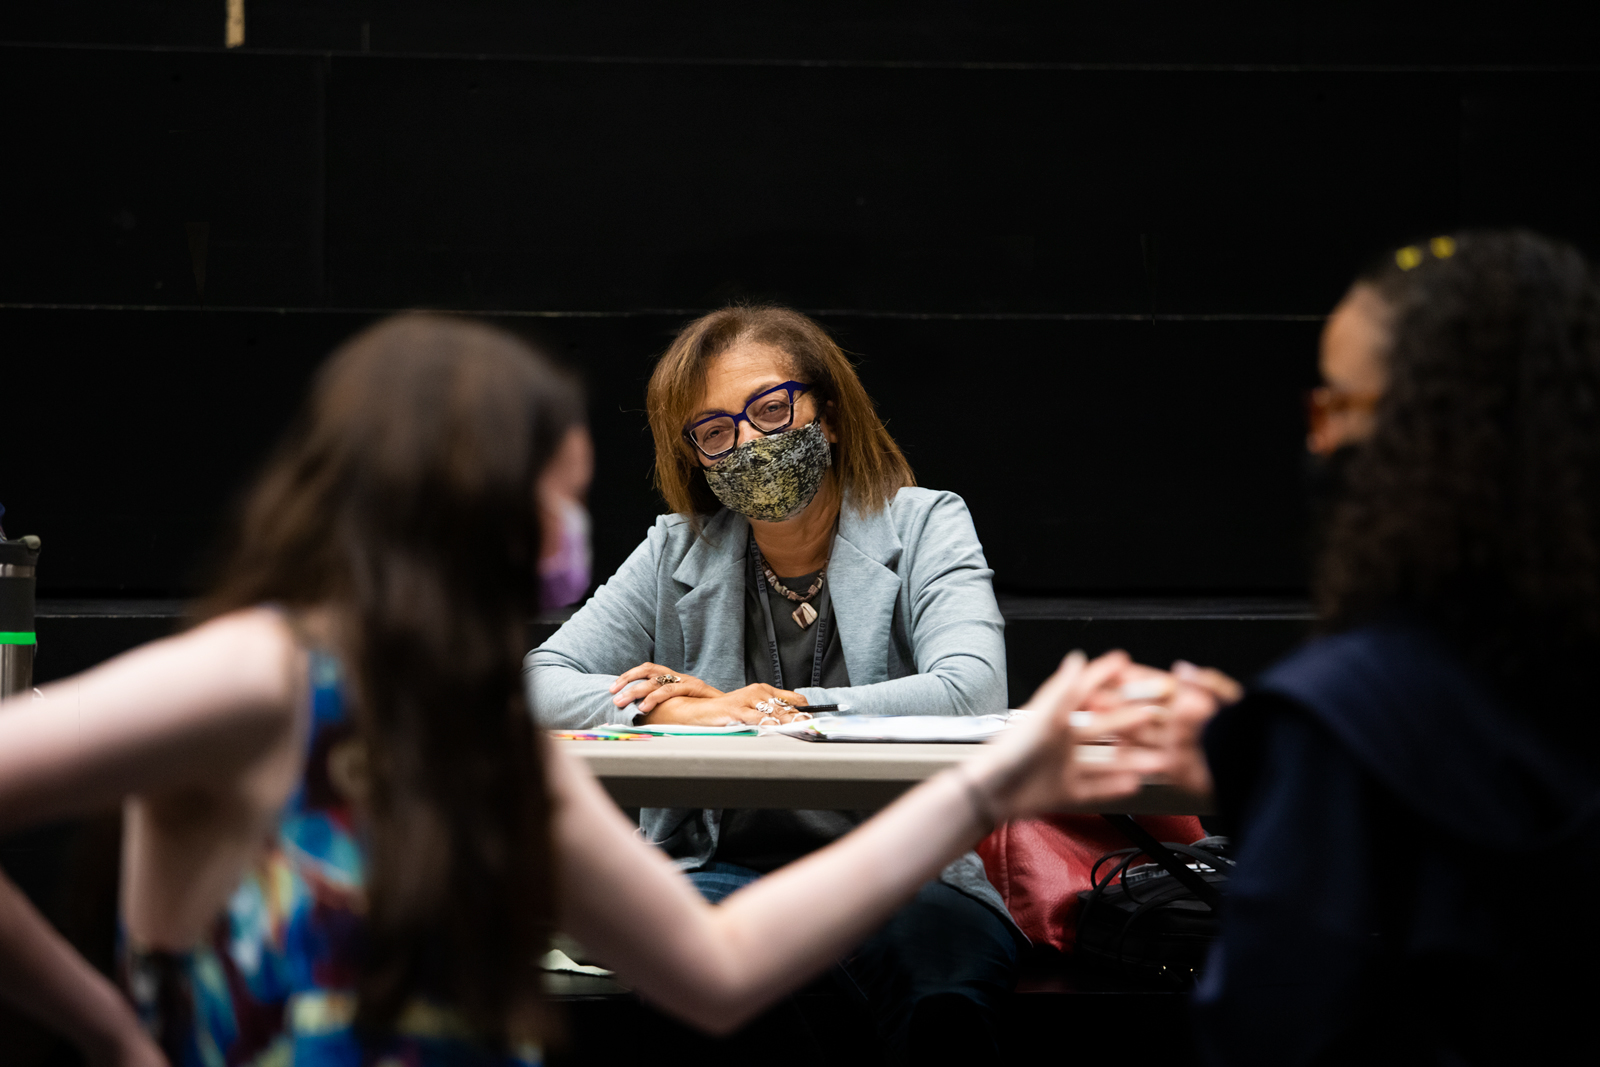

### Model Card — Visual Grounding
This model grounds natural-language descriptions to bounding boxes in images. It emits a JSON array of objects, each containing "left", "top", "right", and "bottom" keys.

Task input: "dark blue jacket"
[{"left": 1195, "top": 623, "right": 1600, "bottom": 1065}]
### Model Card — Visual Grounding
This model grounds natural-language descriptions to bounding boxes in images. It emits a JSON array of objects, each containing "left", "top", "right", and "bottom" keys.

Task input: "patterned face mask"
[{"left": 702, "top": 418, "right": 832, "bottom": 522}]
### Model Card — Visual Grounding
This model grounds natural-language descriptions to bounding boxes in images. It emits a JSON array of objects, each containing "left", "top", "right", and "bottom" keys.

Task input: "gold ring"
[{"left": 652, "top": 673, "right": 681, "bottom": 686}]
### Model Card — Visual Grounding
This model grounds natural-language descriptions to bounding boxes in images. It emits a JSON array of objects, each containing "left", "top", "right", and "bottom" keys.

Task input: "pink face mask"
[{"left": 539, "top": 498, "right": 592, "bottom": 613}]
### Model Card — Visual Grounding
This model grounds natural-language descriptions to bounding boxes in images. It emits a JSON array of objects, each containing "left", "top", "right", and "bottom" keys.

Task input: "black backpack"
[{"left": 1074, "top": 815, "right": 1233, "bottom": 988}]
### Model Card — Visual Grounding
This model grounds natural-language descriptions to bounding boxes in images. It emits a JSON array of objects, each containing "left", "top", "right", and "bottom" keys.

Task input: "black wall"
[{"left": 4, "top": 4, "right": 1598, "bottom": 597}]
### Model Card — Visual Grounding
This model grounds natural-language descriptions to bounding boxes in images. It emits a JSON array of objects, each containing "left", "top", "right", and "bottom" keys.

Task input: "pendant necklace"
[{"left": 760, "top": 557, "right": 828, "bottom": 630}]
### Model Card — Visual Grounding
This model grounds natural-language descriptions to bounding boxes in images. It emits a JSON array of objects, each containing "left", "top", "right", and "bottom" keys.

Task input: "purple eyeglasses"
[{"left": 683, "top": 380, "right": 813, "bottom": 461}]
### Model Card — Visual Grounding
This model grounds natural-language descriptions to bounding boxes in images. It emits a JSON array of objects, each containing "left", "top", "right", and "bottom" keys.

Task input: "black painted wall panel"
[
  {"left": 0, "top": 49, "right": 326, "bottom": 306},
  {"left": 3, "top": 25, "right": 1597, "bottom": 599},
  {"left": 322, "top": 63, "right": 1459, "bottom": 314},
  {"left": 3, "top": 308, "right": 1315, "bottom": 594},
  {"left": 3, "top": 3, "right": 1597, "bottom": 66},
  {"left": 3, "top": 48, "right": 1481, "bottom": 315},
  {"left": 1460, "top": 74, "right": 1600, "bottom": 246},
  {"left": 837, "top": 317, "right": 1320, "bottom": 590}
]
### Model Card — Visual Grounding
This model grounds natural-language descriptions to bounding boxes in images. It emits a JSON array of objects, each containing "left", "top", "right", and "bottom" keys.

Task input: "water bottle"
[{"left": 0, "top": 532, "right": 40, "bottom": 699}]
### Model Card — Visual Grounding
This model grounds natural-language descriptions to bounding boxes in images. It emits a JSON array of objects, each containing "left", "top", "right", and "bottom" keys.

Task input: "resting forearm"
[
  {"left": 798, "top": 665, "right": 1005, "bottom": 718},
  {"left": 524, "top": 660, "right": 632, "bottom": 729}
]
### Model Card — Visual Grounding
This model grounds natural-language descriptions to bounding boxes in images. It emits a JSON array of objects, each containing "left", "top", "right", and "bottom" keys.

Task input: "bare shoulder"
[
  {"left": 184, "top": 606, "right": 298, "bottom": 651},
  {"left": 158, "top": 608, "right": 302, "bottom": 705}
]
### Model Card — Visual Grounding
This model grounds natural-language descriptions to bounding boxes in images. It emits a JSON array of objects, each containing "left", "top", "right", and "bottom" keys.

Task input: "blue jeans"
[{"left": 687, "top": 862, "right": 1019, "bottom": 1065}]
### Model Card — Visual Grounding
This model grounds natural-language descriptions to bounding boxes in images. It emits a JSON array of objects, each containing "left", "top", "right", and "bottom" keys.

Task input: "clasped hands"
[
  {"left": 1069, "top": 654, "right": 1241, "bottom": 798},
  {"left": 955, "top": 650, "right": 1242, "bottom": 818},
  {"left": 609, "top": 663, "right": 812, "bottom": 726}
]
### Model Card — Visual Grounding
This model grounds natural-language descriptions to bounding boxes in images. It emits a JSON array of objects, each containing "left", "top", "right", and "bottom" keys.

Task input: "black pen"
[{"left": 797, "top": 704, "right": 850, "bottom": 714}]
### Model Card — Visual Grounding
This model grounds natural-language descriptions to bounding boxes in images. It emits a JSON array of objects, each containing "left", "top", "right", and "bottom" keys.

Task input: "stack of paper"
[{"left": 770, "top": 713, "right": 1018, "bottom": 743}]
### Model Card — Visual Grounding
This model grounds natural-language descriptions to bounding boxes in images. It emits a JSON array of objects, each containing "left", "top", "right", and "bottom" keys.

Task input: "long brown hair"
[
  {"left": 198, "top": 314, "right": 577, "bottom": 1042},
  {"left": 646, "top": 305, "right": 914, "bottom": 520}
]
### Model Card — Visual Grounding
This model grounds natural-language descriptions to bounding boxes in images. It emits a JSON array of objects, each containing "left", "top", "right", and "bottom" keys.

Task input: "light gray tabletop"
[{"left": 563, "top": 733, "right": 1211, "bottom": 814}]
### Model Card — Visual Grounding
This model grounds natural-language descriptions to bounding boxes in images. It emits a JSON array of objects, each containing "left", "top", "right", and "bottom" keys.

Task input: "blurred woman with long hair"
[{"left": 0, "top": 314, "right": 1164, "bottom": 1064}]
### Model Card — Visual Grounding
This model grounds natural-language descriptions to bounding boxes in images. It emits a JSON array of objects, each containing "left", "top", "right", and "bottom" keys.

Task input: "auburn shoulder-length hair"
[
  {"left": 196, "top": 314, "right": 577, "bottom": 1046},
  {"left": 647, "top": 305, "right": 914, "bottom": 518}
]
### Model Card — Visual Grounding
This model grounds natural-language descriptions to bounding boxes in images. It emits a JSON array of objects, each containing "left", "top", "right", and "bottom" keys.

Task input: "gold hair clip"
[{"left": 1396, "top": 236, "right": 1456, "bottom": 271}]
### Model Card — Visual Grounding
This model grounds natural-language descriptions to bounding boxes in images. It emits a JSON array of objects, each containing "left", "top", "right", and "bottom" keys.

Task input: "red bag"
[{"left": 976, "top": 814, "right": 1207, "bottom": 951}]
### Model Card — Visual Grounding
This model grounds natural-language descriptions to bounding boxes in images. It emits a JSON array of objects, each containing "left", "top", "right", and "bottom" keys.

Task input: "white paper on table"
[
  {"left": 605, "top": 722, "right": 761, "bottom": 736},
  {"left": 540, "top": 949, "right": 615, "bottom": 976},
  {"left": 766, "top": 713, "right": 1025, "bottom": 743}
]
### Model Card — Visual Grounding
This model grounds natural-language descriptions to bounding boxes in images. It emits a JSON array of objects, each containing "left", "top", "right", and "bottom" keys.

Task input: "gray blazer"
[
  {"left": 525, "top": 487, "right": 1006, "bottom": 722},
  {"left": 523, "top": 487, "right": 1017, "bottom": 931}
]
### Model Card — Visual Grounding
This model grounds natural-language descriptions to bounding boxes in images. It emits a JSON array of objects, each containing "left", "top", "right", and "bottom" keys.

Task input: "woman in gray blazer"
[{"left": 525, "top": 306, "right": 1016, "bottom": 1063}]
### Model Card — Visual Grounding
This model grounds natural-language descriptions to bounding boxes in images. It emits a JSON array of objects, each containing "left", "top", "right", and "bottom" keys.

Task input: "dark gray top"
[
  {"left": 719, "top": 543, "right": 860, "bottom": 872},
  {"left": 740, "top": 550, "right": 850, "bottom": 694}
]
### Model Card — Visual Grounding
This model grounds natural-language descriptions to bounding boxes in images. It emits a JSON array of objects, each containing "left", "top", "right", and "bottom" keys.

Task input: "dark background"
[
  {"left": 2, "top": 5, "right": 1598, "bottom": 1062},
  {"left": 6, "top": 3, "right": 1597, "bottom": 600}
]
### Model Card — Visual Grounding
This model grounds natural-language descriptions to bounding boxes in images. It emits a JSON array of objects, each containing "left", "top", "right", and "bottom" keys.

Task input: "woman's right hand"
[{"left": 640, "top": 684, "right": 811, "bottom": 726}]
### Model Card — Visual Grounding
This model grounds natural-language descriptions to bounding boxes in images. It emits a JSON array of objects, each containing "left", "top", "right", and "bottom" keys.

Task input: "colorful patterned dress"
[{"left": 124, "top": 649, "right": 541, "bottom": 1067}]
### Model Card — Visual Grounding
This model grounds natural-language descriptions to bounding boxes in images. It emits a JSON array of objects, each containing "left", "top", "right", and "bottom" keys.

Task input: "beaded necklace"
[{"left": 753, "top": 544, "right": 828, "bottom": 630}]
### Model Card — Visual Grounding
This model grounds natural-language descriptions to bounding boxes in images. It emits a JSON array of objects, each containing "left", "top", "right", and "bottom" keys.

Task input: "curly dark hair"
[{"left": 1317, "top": 230, "right": 1600, "bottom": 736}]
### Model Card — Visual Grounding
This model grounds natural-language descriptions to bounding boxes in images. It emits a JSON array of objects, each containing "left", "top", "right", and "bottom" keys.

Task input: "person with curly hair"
[{"left": 1110, "top": 230, "right": 1600, "bottom": 1063}]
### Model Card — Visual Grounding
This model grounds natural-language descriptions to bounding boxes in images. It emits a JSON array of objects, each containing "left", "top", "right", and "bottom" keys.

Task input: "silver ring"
[
  {"left": 772, "top": 697, "right": 793, "bottom": 708},
  {"left": 759, "top": 713, "right": 781, "bottom": 726},
  {"left": 652, "top": 673, "right": 682, "bottom": 686},
  {"left": 790, "top": 710, "right": 813, "bottom": 721},
  {"left": 755, "top": 700, "right": 774, "bottom": 715}
]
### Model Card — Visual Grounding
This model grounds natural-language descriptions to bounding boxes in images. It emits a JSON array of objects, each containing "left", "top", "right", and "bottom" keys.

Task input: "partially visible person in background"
[
  {"left": 535, "top": 368, "right": 594, "bottom": 613},
  {"left": 1112, "top": 230, "right": 1600, "bottom": 1064}
]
